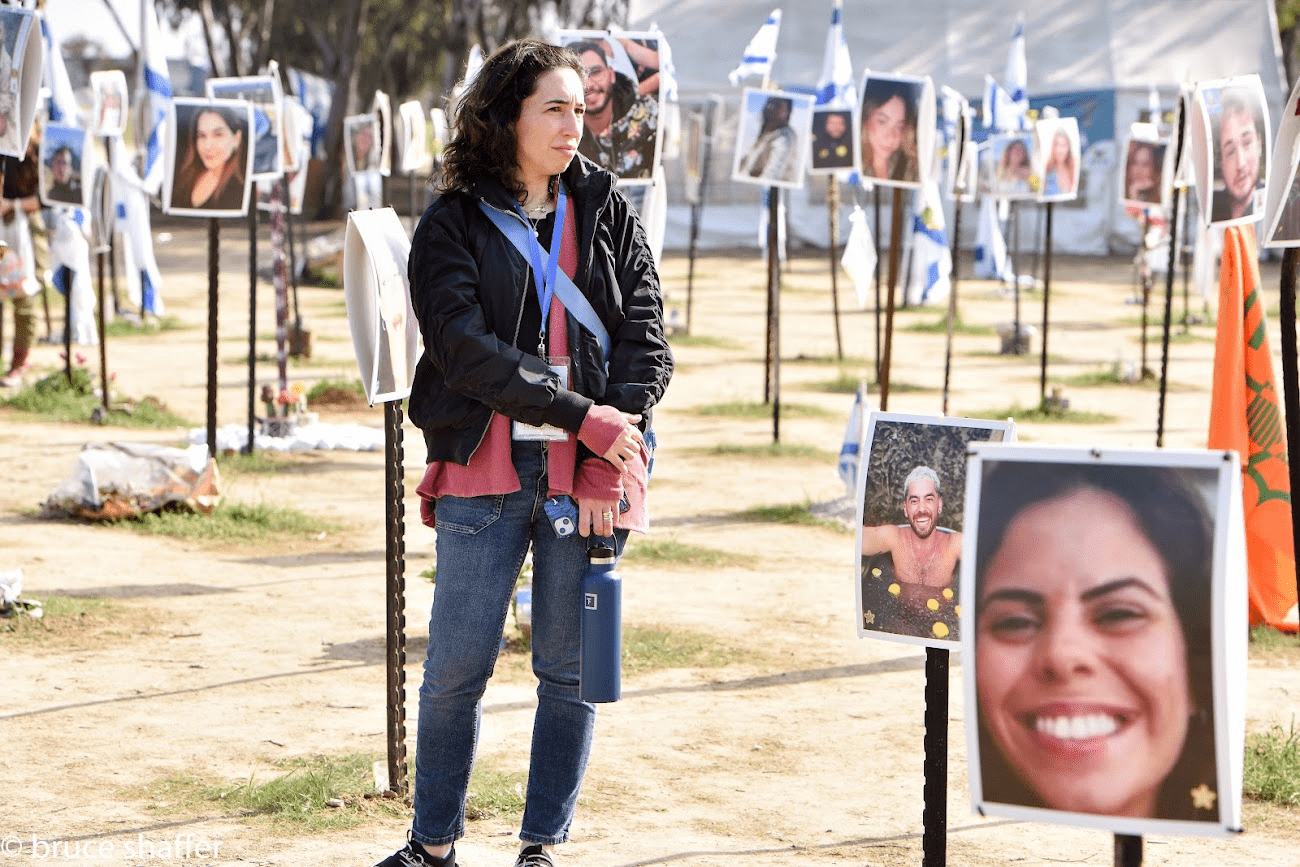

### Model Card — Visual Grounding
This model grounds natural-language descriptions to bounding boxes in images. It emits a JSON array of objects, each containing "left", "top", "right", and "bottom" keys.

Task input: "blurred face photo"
[
  {"left": 51, "top": 148, "right": 73, "bottom": 183},
  {"left": 866, "top": 95, "right": 906, "bottom": 159},
  {"left": 580, "top": 48, "right": 613, "bottom": 115},
  {"left": 976, "top": 487, "right": 1192, "bottom": 817},
  {"left": 824, "top": 112, "right": 847, "bottom": 139},
  {"left": 196, "top": 110, "right": 239, "bottom": 170},
  {"left": 1219, "top": 103, "right": 1261, "bottom": 216}
]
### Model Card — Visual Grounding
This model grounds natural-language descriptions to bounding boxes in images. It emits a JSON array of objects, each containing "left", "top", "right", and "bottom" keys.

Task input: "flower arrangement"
[{"left": 259, "top": 382, "right": 313, "bottom": 438}]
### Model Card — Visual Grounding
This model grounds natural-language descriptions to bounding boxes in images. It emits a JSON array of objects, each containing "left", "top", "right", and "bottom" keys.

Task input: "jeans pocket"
[{"left": 433, "top": 493, "right": 505, "bottom": 534}]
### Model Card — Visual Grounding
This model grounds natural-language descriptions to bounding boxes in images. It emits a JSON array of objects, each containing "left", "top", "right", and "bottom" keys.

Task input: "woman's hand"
[
  {"left": 601, "top": 412, "right": 643, "bottom": 472},
  {"left": 578, "top": 497, "right": 620, "bottom": 538}
]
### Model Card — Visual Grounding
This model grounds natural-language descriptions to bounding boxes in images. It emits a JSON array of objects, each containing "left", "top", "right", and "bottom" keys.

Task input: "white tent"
[{"left": 629, "top": 0, "right": 1288, "bottom": 255}]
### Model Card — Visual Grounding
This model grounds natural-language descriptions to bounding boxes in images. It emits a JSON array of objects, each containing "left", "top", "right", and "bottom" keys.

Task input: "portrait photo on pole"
[
  {"left": 730, "top": 87, "right": 815, "bottom": 190},
  {"left": 163, "top": 97, "right": 254, "bottom": 218},
  {"left": 557, "top": 29, "right": 664, "bottom": 183},
  {"left": 1033, "top": 116, "right": 1081, "bottom": 202},
  {"left": 39, "top": 124, "right": 89, "bottom": 209},
  {"left": 961, "top": 444, "right": 1247, "bottom": 838},
  {"left": 343, "top": 207, "right": 419, "bottom": 405},
  {"left": 1261, "top": 75, "right": 1300, "bottom": 247},
  {"left": 855, "top": 412, "right": 1015, "bottom": 648},
  {"left": 939, "top": 86, "right": 970, "bottom": 199},
  {"left": 1121, "top": 126, "right": 1172, "bottom": 210},
  {"left": 857, "top": 72, "right": 935, "bottom": 190},
  {"left": 344, "top": 114, "right": 381, "bottom": 175},
  {"left": 809, "top": 106, "right": 858, "bottom": 175},
  {"left": 396, "top": 99, "right": 428, "bottom": 176},
  {"left": 0, "top": 6, "right": 41, "bottom": 159},
  {"left": 1191, "top": 75, "right": 1270, "bottom": 228},
  {"left": 980, "top": 132, "right": 1037, "bottom": 201},
  {"left": 206, "top": 74, "right": 284, "bottom": 180},
  {"left": 371, "top": 90, "right": 392, "bottom": 177},
  {"left": 89, "top": 69, "right": 128, "bottom": 138}
]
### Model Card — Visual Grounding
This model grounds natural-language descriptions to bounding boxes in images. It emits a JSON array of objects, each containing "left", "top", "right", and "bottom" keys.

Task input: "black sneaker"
[
  {"left": 513, "top": 845, "right": 554, "bottom": 867},
  {"left": 374, "top": 840, "right": 456, "bottom": 867}
]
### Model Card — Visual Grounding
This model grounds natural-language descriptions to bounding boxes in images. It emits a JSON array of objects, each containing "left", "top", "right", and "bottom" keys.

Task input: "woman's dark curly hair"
[{"left": 438, "top": 39, "right": 584, "bottom": 202}]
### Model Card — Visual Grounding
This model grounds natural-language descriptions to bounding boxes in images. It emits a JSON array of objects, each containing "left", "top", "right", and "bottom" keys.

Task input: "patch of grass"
[
  {"left": 867, "top": 378, "right": 931, "bottom": 395},
  {"left": 465, "top": 764, "right": 528, "bottom": 820},
  {"left": 1244, "top": 721, "right": 1300, "bottom": 806},
  {"left": 219, "top": 451, "right": 289, "bottom": 475},
  {"left": 103, "top": 315, "right": 186, "bottom": 337},
  {"left": 1, "top": 594, "right": 119, "bottom": 644},
  {"left": 682, "top": 442, "right": 835, "bottom": 461},
  {"left": 419, "top": 565, "right": 437, "bottom": 583},
  {"left": 623, "top": 537, "right": 757, "bottom": 569},
  {"left": 307, "top": 377, "right": 367, "bottom": 408},
  {"left": 903, "top": 313, "right": 996, "bottom": 336},
  {"left": 1250, "top": 625, "right": 1300, "bottom": 663},
  {"left": 786, "top": 353, "right": 872, "bottom": 367},
  {"left": 690, "top": 400, "right": 837, "bottom": 420},
  {"left": 961, "top": 401, "right": 1118, "bottom": 424},
  {"left": 0, "top": 368, "right": 191, "bottom": 428},
  {"left": 667, "top": 333, "right": 745, "bottom": 350},
  {"left": 119, "top": 501, "right": 342, "bottom": 545},
  {"left": 737, "top": 501, "right": 851, "bottom": 532},
  {"left": 622, "top": 624, "right": 746, "bottom": 673}
]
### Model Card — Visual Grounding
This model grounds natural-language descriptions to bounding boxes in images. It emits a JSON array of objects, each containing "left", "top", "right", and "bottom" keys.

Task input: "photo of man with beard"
[{"left": 565, "top": 35, "right": 660, "bottom": 180}]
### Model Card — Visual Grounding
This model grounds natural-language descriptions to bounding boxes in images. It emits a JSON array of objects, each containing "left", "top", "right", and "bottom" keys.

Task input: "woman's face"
[
  {"left": 976, "top": 487, "right": 1191, "bottom": 817},
  {"left": 514, "top": 67, "right": 584, "bottom": 187},
  {"left": 1128, "top": 145, "right": 1156, "bottom": 191},
  {"left": 866, "top": 95, "right": 906, "bottom": 157},
  {"left": 195, "top": 111, "right": 240, "bottom": 171},
  {"left": 1052, "top": 131, "right": 1070, "bottom": 162}
]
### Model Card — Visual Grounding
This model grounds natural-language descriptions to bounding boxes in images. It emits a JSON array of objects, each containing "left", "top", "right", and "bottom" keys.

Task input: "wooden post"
[{"left": 941, "top": 198, "right": 963, "bottom": 415}]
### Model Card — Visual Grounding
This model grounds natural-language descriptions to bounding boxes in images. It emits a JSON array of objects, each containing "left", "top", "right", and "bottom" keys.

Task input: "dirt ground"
[{"left": 3, "top": 218, "right": 1299, "bottom": 867}]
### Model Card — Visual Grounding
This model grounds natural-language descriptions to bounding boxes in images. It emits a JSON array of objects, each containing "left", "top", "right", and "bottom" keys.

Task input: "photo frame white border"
[
  {"left": 205, "top": 74, "right": 284, "bottom": 180},
  {"left": 960, "top": 443, "right": 1246, "bottom": 838},
  {"left": 939, "top": 86, "right": 970, "bottom": 199},
  {"left": 397, "top": 99, "right": 428, "bottom": 175},
  {"left": 89, "top": 69, "right": 128, "bottom": 138},
  {"left": 1262, "top": 73, "right": 1300, "bottom": 247},
  {"left": 854, "top": 411, "right": 1016, "bottom": 649},
  {"left": 1120, "top": 125, "right": 1173, "bottom": 211},
  {"left": 162, "top": 97, "right": 255, "bottom": 218},
  {"left": 729, "top": 87, "right": 815, "bottom": 191},
  {"left": 556, "top": 28, "right": 667, "bottom": 186},
  {"left": 1193, "top": 75, "right": 1270, "bottom": 229},
  {"left": 371, "top": 90, "right": 392, "bottom": 177},
  {"left": 807, "top": 106, "right": 859, "bottom": 177},
  {"left": 343, "top": 207, "right": 420, "bottom": 405},
  {"left": 1032, "top": 116, "right": 1081, "bottom": 203},
  {"left": 38, "top": 123, "right": 90, "bottom": 209},
  {"left": 857, "top": 71, "right": 936, "bottom": 191}
]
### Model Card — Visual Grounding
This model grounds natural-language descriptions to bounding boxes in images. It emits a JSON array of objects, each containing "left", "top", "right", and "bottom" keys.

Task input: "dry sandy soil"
[{"left": 3, "top": 218, "right": 1299, "bottom": 867}]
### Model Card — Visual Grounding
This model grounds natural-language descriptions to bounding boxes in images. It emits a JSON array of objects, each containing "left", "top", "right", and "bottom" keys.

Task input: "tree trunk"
[{"left": 318, "top": 0, "right": 370, "bottom": 218}]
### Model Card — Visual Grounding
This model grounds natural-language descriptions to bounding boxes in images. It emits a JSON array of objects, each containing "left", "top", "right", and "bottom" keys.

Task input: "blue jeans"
[{"left": 412, "top": 439, "right": 625, "bottom": 847}]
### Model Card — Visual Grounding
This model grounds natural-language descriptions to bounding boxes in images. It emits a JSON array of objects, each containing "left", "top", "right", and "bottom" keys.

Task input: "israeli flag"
[
  {"left": 41, "top": 19, "right": 79, "bottom": 126},
  {"left": 728, "top": 9, "right": 781, "bottom": 87},
  {"left": 973, "top": 196, "right": 1014, "bottom": 283},
  {"left": 1005, "top": 16, "right": 1028, "bottom": 110},
  {"left": 837, "top": 382, "right": 865, "bottom": 499},
  {"left": 814, "top": 1, "right": 854, "bottom": 109},
  {"left": 111, "top": 140, "right": 166, "bottom": 317},
  {"left": 907, "top": 180, "right": 951, "bottom": 306},
  {"left": 139, "top": 0, "right": 174, "bottom": 196}
]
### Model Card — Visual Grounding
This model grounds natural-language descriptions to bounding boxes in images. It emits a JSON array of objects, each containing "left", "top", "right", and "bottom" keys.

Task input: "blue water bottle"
[{"left": 580, "top": 543, "right": 621, "bottom": 702}]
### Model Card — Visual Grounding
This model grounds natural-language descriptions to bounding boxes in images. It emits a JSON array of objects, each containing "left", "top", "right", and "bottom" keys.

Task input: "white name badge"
[{"left": 513, "top": 358, "right": 571, "bottom": 442}]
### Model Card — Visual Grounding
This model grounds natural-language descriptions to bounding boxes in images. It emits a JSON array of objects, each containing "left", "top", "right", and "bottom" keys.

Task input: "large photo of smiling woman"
[
  {"left": 962, "top": 447, "right": 1243, "bottom": 836},
  {"left": 164, "top": 98, "right": 253, "bottom": 217}
]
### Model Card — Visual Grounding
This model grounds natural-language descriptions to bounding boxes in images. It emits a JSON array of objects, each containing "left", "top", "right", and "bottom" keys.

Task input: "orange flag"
[{"left": 1208, "top": 224, "right": 1299, "bottom": 633}]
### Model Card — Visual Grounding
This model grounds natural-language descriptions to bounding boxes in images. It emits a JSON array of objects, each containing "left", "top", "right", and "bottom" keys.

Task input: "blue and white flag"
[
  {"left": 983, "top": 17, "right": 1029, "bottom": 132},
  {"left": 1005, "top": 16, "right": 1028, "bottom": 109},
  {"left": 111, "top": 140, "right": 165, "bottom": 317},
  {"left": 837, "top": 382, "right": 866, "bottom": 498},
  {"left": 138, "top": 0, "right": 173, "bottom": 196},
  {"left": 41, "top": 19, "right": 79, "bottom": 126},
  {"left": 287, "top": 67, "right": 334, "bottom": 159},
  {"left": 907, "top": 180, "right": 951, "bottom": 305},
  {"left": 973, "top": 195, "right": 1014, "bottom": 283},
  {"left": 728, "top": 9, "right": 781, "bottom": 87},
  {"left": 814, "top": 1, "right": 854, "bottom": 110}
]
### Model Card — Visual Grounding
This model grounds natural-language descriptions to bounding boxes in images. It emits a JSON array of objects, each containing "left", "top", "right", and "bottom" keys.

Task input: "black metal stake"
[
  {"left": 245, "top": 206, "right": 258, "bottom": 455},
  {"left": 922, "top": 648, "right": 949, "bottom": 867},
  {"left": 283, "top": 174, "right": 302, "bottom": 342},
  {"left": 95, "top": 246, "right": 109, "bottom": 413},
  {"left": 685, "top": 100, "right": 718, "bottom": 336},
  {"left": 766, "top": 186, "right": 781, "bottom": 442},
  {"left": 1158, "top": 105, "right": 1187, "bottom": 447},
  {"left": 1038, "top": 203, "right": 1054, "bottom": 407},
  {"left": 941, "top": 198, "right": 963, "bottom": 415},
  {"left": 206, "top": 219, "right": 219, "bottom": 462},
  {"left": 383, "top": 398, "right": 410, "bottom": 795},
  {"left": 61, "top": 266, "right": 72, "bottom": 384},
  {"left": 1114, "top": 834, "right": 1143, "bottom": 867},
  {"left": 1278, "top": 247, "right": 1300, "bottom": 629},
  {"left": 828, "top": 176, "right": 843, "bottom": 360},
  {"left": 874, "top": 186, "right": 882, "bottom": 383},
  {"left": 880, "top": 188, "right": 906, "bottom": 412},
  {"left": 1010, "top": 202, "right": 1022, "bottom": 353}
]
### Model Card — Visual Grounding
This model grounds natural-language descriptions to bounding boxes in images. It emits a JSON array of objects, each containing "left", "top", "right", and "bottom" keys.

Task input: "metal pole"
[
  {"left": 1010, "top": 202, "right": 1022, "bottom": 353},
  {"left": 61, "top": 266, "right": 72, "bottom": 384},
  {"left": 1158, "top": 190, "right": 1184, "bottom": 448},
  {"left": 384, "top": 398, "right": 410, "bottom": 795},
  {"left": 941, "top": 199, "right": 963, "bottom": 415},
  {"left": 245, "top": 206, "right": 258, "bottom": 455},
  {"left": 206, "top": 219, "right": 219, "bottom": 462},
  {"left": 766, "top": 187, "right": 781, "bottom": 440},
  {"left": 922, "top": 648, "right": 949, "bottom": 867},
  {"left": 1277, "top": 247, "right": 1300, "bottom": 626},
  {"left": 880, "top": 188, "right": 906, "bottom": 412},
  {"left": 283, "top": 174, "right": 303, "bottom": 353},
  {"left": 96, "top": 247, "right": 109, "bottom": 412},
  {"left": 874, "top": 186, "right": 882, "bottom": 382},
  {"left": 1114, "top": 834, "right": 1143, "bottom": 867},
  {"left": 828, "top": 176, "right": 843, "bottom": 359},
  {"left": 1039, "top": 203, "right": 1054, "bottom": 407}
]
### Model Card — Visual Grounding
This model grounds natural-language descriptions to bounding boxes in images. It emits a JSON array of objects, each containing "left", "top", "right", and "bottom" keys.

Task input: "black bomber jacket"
[{"left": 406, "top": 154, "right": 673, "bottom": 465}]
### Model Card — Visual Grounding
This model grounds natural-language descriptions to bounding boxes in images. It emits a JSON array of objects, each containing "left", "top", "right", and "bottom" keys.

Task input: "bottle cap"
[{"left": 588, "top": 544, "right": 616, "bottom": 562}]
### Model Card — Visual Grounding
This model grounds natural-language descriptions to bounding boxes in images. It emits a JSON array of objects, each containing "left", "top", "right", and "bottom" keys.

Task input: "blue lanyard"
[{"left": 514, "top": 186, "right": 568, "bottom": 345}]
